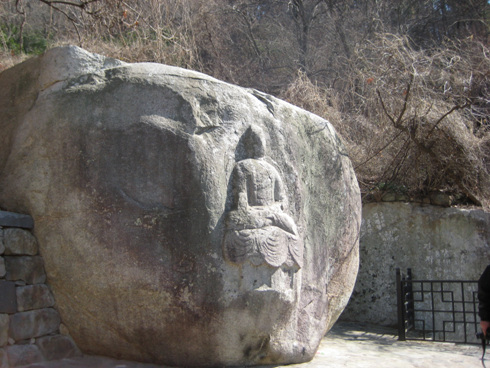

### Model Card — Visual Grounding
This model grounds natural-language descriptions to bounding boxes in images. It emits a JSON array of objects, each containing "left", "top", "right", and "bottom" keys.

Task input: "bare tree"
[{"left": 1, "top": 0, "right": 488, "bottom": 207}]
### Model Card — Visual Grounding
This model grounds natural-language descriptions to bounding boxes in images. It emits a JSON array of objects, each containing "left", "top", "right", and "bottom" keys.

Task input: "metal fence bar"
[
  {"left": 396, "top": 268, "right": 406, "bottom": 341},
  {"left": 461, "top": 282, "right": 467, "bottom": 342},
  {"left": 430, "top": 281, "right": 436, "bottom": 341},
  {"left": 406, "top": 269, "right": 414, "bottom": 331},
  {"left": 396, "top": 268, "right": 479, "bottom": 344}
]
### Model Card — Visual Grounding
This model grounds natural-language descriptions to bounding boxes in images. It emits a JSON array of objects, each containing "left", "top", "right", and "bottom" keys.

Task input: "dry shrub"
[
  {"left": 282, "top": 34, "right": 489, "bottom": 208},
  {"left": 355, "top": 35, "right": 489, "bottom": 207},
  {"left": 0, "top": 49, "right": 28, "bottom": 72},
  {"left": 280, "top": 71, "right": 342, "bottom": 126},
  {"left": 279, "top": 71, "right": 370, "bottom": 166},
  {"left": 1, "top": 2, "right": 488, "bottom": 208},
  {"left": 75, "top": 0, "right": 204, "bottom": 69},
  {"left": 0, "top": 0, "right": 204, "bottom": 70}
]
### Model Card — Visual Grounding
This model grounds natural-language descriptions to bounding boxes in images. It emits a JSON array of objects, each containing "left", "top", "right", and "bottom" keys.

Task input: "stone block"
[
  {"left": 0, "top": 348, "right": 7, "bottom": 368},
  {"left": 59, "top": 323, "right": 70, "bottom": 336},
  {"left": 36, "top": 334, "right": 82, "bottom": 360},
  {"left": 395, "top": 193, "right": 409, "bottom": 202},
  {"left": 0, "top": 230, "right": 4, "bottom": 255},
  {"left": 381, "top": 192, "right": 396, "bottom": 202},
  {"left": 16, "top": 285, "right": 55, "bottom": 312},
  {"left": 429, "top": 191, "right": 451, "bottom": 207},
  {"left": 0, "top": 315, "right": 8, "bottom": 347},
  {"left": 9, "top": 308, "right": 60, "bottom": 341},
  {"left": 0, "top": 211, "right": 34, "bottom": 229},
  {"left": 0, "top": 258, "right": 5, "bottom": 278},
  {"left": 4, "top": 256, "right": 46, "bottom": 284},
  {"left": 6, "top": 344, "right": 44, "bottom": 367},
  {"left": 3, "top": 228, "right": 38, "bottom": 255},
  {"left": 0, "top": 281, "right": 17, "bottom": 313}
]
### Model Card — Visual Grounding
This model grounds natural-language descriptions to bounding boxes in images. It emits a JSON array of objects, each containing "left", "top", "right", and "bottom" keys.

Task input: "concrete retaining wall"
[{"left": 341, "top": 202, "right": 490, "bottom": 326}]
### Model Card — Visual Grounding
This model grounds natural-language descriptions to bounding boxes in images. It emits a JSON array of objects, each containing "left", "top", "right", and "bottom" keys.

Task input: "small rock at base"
[
  {"left": 9, "top": 308, "right": 61, "bottom": 342},
  {"left": 36, "top": 334, "right": 82, "bottom": 360},
  {"left": 59, "top": 323, "right": 70, "bottom": 336},
  {"left": 6, "top": 344, "right": 44, "bottom": 367},
  {"left": 0, "top": 348, "right": 8, "bottom": 368}
]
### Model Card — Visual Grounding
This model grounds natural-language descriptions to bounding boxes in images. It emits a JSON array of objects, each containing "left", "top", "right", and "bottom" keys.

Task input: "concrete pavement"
[
  {"left": 300, "top": 322, "right": 483, "bottom": 368},
  {"left": 20, "top": 322, "right": 485, "bottom": 368}
]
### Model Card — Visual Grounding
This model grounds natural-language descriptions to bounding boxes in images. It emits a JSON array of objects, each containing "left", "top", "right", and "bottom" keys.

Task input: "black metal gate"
[{"left": 396, "top": 268, "right": 480, "bottom": 344}]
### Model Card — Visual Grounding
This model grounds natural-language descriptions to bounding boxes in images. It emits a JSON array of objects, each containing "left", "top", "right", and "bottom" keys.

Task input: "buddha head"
[{"left": 242, "top": 125, "right": 266, "bottom": 159}]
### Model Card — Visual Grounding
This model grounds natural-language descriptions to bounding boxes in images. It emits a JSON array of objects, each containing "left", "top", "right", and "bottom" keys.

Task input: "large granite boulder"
[{"left": 0, "top": 46, "right": 361, "bottom": 366}]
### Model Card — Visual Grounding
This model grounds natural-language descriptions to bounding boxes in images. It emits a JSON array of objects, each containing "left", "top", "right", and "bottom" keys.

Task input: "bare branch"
[
  {"left": 38, "top": 0, "right": 100, "bottom": 8},
  {"left": 425, "top": 101, "right": 471, "bottom": 139},
  {"left": 377, "top": 89, "right": 396, "bottom": 126},
  {"left": 354, "top": 130, "right": 404, "bottom": 170}
]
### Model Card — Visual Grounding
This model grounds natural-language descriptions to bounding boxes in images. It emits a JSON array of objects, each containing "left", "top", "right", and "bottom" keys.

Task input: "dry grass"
[
  {"left": 0, "top": 49, "right": 29, "bottom": 71},
  {"left": 281, "top": 34, "right": 490, "bottom": 208}
]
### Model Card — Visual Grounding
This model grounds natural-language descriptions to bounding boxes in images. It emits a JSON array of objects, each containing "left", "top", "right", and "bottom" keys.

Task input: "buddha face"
[{"left": 243, "top": 125, "right": 266, "bottom": 159}]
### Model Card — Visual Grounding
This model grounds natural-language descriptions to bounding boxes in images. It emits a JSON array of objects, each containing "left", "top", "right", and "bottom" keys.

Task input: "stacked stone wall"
[{"left": 0, "top": 211, "right": 80, "bottom": 367}]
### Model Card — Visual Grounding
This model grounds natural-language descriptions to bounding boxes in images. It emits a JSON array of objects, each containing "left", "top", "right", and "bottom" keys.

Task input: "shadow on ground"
[{"left": 20, "top": 322, "right": 484, "bottom": 368}]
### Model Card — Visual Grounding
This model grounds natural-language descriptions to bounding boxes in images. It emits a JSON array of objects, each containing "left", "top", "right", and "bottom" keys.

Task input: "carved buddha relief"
[{"left": 224, "top": 125, "right": 303, "bottom": 279}]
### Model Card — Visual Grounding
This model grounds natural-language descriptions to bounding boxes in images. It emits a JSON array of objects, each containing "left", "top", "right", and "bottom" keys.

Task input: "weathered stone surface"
[
  {"left": 3, "top": 228, "right": 38, "bottom": 255},
  {"left": 4, "top": 256, "right": 46, "bottom": 285},
  {"left": 381, "top": 192, "right": 396, "bottom": 202},
  {"left": 5, "top": 344, "right": 44, "bottom": 367},
  {"left": 0, "top": 281, "right": 17, "bottom": 314},
  {"left": 0, "top": 348, "right": 7, "bottom": 368},
  {"left": 0, "top": 46, "right": 361, "bottom": 366},
  {"left": 9, "top": 308, "right": 60, "bottom": 341},
  {"left": 341, "top": 202, "right": 490, "bottom": 326},
  {"left": 0, "top": 315, "right": 9, "bottom": 347},
  {"left": 59, "top": 323, "right": 70, "bottom": 336},
  {"left": 0, "top": 211, "right": 34, "bottom": 229},
  {"left": 0, "top": 230, "right": 4, "bottom": 255},
  {"left": 36, "top": 334, "right": 82, "bottom": 360},
  {"left": 16, "top": 284, "right": 55, "bottom": 312},
  {"left": 0, "top": 258, "right": 5, "bottom": 278},
  {"left": 429, "top": 191, "right": 451, "bottom": 207}
]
